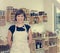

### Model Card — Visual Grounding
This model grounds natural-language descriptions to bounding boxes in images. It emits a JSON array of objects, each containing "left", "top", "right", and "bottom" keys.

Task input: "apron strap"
[
  {"left": 15, "top": 25, "right": 17, "bottom": 31},
  {"left": 22, "top": 24, "right": 27, "bottom": 32}
]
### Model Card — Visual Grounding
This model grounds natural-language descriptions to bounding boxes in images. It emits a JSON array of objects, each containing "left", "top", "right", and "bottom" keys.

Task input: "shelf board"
[
  {"left": 36, "top": 48, "right": 49, "bottom": 51},
  {"left": 32, "top": 36, "right": 57, "bottom": 40},
  {"left": 49, "top": 45, "right": 57, "bottom": 47},
  {"left": 33, "top": 38, "right": 44, "bottom": 40},
  {"left": 43, "top": 47, "right": 49, "bottom": 50},
  {"left": 36, "top": 48, "right": 44, "bottom": 51},
  {"left": 49, "top": 36, "right": 57, "bottom": 38}
]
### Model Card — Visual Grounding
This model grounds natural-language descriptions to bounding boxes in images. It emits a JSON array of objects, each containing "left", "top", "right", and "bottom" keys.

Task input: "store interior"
[{"left": 0, "top": 0, "right": 60, "bottom": 53}]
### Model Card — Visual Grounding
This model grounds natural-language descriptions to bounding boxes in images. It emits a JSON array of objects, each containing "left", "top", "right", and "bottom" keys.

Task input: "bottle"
[{"left": 37, "top": 44, "right": 40, "bottom": 49}]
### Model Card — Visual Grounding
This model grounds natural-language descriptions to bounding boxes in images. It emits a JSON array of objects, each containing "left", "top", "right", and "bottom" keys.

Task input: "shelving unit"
[
  {"left": 6, "top": 6, "right": 17, "bottom": 23},
  {"left": 57, "top": 35, "right": 60, "bottom": 53},
  {"left": 6, "top": 6, "right": 48, "bottom": 25},
  {"left": 0, "top": 10, "right": 6, "bottom": 26},
  {"left": 29, "top": 11, "right": 47, "bottom": 25},
  {"left": 30, "top": 32, "right": 57, "bottom": 53},
  {"left": 6, "top": 7, "right": 30, "bottom": 24}
]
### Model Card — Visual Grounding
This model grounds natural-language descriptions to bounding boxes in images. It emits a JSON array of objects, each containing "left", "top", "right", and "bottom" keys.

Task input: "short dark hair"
[{"left": 15, "top": 9, "right": 26, "bottom": 21}]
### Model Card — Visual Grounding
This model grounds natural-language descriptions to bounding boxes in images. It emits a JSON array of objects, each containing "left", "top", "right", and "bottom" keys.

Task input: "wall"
[
  {"left": 0, "top": 0, "right": 44, "bottom": 11},
  {"left": 0, "top": 0, "right": 5, "bottom": 10},
  {"left": 43, "top": 0, "right": 60, "bottom": 32},
  {"left": 57, "top": 0, "right": 60, "bottom": 3},
  {"left": 56, "top": 8, "right": 60, "bottom": 13},
  {"left": 43, "top": 0, "right": 55, "bottom": 32}
]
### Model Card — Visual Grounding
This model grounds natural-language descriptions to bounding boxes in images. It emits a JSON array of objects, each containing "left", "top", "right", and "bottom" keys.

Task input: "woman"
[{"left": 7, "top": 9, "right": 32, "bottom": 53}]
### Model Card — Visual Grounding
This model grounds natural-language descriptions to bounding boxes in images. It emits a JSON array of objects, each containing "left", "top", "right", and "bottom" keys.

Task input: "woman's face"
[{"left": 16, "top": 14, "right": 24, "bottom": 23}]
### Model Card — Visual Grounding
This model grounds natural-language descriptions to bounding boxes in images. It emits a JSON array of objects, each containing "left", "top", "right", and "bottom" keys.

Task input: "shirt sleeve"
[
  {"left": 8, "top": 25, "right": 15, "bottom": 34},
  {"left": 25, "top": 24, "right": 31, "bottom": 32}
]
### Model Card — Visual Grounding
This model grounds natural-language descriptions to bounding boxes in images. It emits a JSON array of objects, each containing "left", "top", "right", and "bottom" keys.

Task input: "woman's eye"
[
  {"left": 18, "top": 16, "right": 20, "bottom": 17},
  {"left": 21, "top": 16, "right": 24, "bottom": 17},
  {"left": 18, "top": 15, "right": 23, "bottom": 17}
]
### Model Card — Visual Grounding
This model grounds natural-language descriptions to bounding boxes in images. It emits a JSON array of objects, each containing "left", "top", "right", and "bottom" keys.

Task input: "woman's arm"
[
  {"left": 28, "top": 28, "right": 32, "bottom": 45},
  {"left": 7, "top": 30, "right": 12, "bottom": 48}
]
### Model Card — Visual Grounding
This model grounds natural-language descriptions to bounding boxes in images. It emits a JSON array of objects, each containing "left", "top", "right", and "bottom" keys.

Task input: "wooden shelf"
[
  {"left": 49, "top": 45, "right": 57, "bottom": 47},
  {"left": 31, "top": 33, "right": 58, "bottom": 53},
  {"left": 33, "top": 37, "right": 44, "bottom": 40},
  {"left": 49, "top": 36, "right": 57, "bottom": 38}
]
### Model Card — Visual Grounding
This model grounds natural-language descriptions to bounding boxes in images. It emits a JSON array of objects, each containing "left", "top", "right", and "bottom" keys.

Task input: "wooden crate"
[{"left": 49, "top": 46, "right": 57, "bottom": 53}]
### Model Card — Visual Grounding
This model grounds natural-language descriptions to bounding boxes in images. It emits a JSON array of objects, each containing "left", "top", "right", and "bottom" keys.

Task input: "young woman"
[{"left": 7, "top": 9, "right": 32, "bottom": 53}]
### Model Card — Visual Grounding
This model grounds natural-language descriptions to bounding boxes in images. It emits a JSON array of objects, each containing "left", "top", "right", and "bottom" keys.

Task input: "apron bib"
[{"left": 10, "top": 25, "right": 30, "bottom": 53}]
